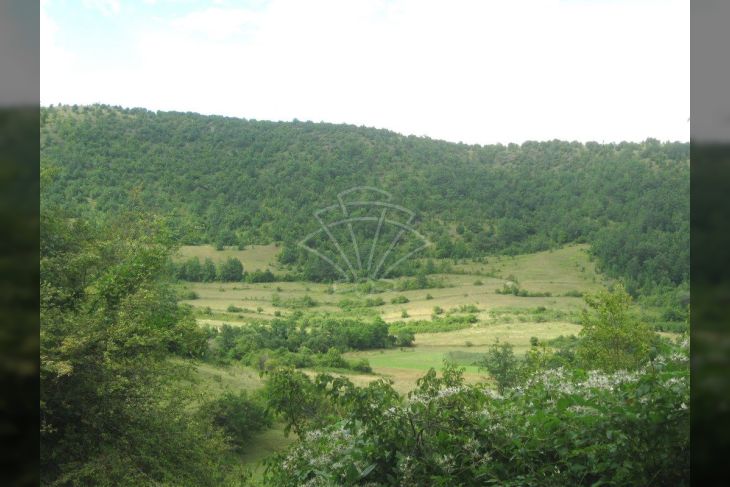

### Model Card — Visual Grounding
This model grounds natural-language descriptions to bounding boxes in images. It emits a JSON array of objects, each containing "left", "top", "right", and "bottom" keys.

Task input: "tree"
[
  {"left": 184, "top": 256, "right": 202, "bottom": 281},
  {"left": 202, "top": 257, "right": 217, "bottom": 282},
  {"left": 204, "top": 391, "right": 271, "bottom": 451},
  {"left": 264, "top": 368, "right": 330, "bottom": 437},
  {"left": 576, "top": 284, "right": 655, "bottom": 371},
  {"left": 40, "top": 209, "right": 228, "bottom": 485},
  {"left": 478, "top": 339, "right": 520, "bottom": 394},
  {"left": 395, "top": 329, "right": 415, "bottom": 347},
  {"left": 217, "top": 257, "right": 244, "bottom": 282}
]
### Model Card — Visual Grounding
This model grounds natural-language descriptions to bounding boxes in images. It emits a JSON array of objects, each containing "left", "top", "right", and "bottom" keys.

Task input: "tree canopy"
[{"left": 41, "top": 104, "right": 688, "bottom": 295}]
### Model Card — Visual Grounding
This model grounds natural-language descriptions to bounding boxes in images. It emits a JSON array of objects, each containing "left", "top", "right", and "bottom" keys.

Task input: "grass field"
[
  {"left": 179, "top": 243, "right": 677, "bottom": 470},
  {"left": 176, "top": 244, "right": 282, "bottom": 271},
  {"left": 344, "top": 321, "right": 581, "bottom": 392},
  {"left": 179, "top": 244, "right": 602, "bottom": 325},
  {"left": 181, "top": 244, "right": 600, "bottom": 385}
]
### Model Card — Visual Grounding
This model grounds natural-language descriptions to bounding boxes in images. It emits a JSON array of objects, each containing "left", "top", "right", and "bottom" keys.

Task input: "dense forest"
[{"left": 40, "top": 105, "right": 688, "bottom": 296}]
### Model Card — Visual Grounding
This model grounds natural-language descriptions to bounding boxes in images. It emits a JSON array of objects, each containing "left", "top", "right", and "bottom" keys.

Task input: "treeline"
[
  {"left": 205, "top": 316, "right": 414, "bottom": 373},
  {"left": 41, "top": 104, "right": 688, "bottom": 295},
  {"left": 172, "top": 255, "right": 289, "bottom": 282}
]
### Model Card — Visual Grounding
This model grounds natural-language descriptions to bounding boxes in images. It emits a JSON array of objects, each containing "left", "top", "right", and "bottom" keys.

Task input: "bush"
[
  {"left": 496, "top": 282, "right": 550, "bottom": 297},
  {"left": 395, "top": 329, "right": 415, "bottom": 347},
  {"left": 218, "top": 257, "right": 244, "bottom": 282},
  {"left": 661, "top": 307, "right": 687, "bottom": 322},
  {"left": 317, "top": 348, "right": 349, "bottom": 369},
  {"left": 455, "top": 304, "right": 479, "bottom": 313},
  {"left": 401, "top": 309, "right": 409, "bottom": 318},
  {"left": 351, "top": 359, "right": 373, "bottom": 373},
  {"left": 299, "top": 295, "right": 318, "bottom": 307},
  {"left": 577, "top": 285, "right": 655, "bottom": 372},
  {"left": 390, "top": 295, "right": 410, "bottom": 304},
  {"left": 364, "top": 297, "right": 385, "bottom": 307},
  {"left": 477, "top": 339, "right": 520, "bottom": 394},
  {"left": 265, "top": 348, "right": 689, "bottom": 486},
  {"left": 204, "top": 391, "right": 271, "bottom": 451},
  {"left": 273, "top": 294, "right": 318, "bottom": 308},
  {"left": 246, "top": 269, "right": 276, "bottom": 283},
  {"left": 183, "top": 290, "right": 199, "bottom": 300},
  {"left": 226, "top": 304, "right": 242, "bottom": 312}
]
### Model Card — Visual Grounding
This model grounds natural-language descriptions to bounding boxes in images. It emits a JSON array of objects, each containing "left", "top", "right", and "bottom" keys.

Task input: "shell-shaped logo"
[{"left": 298, "top": 187, "right": 431, "bottom": 282}]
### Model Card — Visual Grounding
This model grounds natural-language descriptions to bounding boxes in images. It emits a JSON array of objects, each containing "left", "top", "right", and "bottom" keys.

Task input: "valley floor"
[{"left": 178, "top": 243, "right": 681, "bottom": 474}]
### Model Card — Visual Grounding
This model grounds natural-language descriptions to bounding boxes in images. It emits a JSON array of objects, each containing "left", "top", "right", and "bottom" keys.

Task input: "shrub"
[
  {"left": 299, "top": 295, "right": 318, "bottom": 308},
  {"left": 662, "top": 307, "right": 687, "bottom": 322},
  {"left": 317, "top": 347, "right": 348, "bottom": 369},
  {"left": 218, "top": 257, "right": 244, "bottom": 282},
  {"left": 390, "top": 295, "right": 410, "bottom": 304},
  {"left": 226, "top": 304, "right": 242, "bottom": 312},
  {"left": 456, "top": 304, "right": 479, "bottom": 313},
  {"left": 563, "top": 290, "right": 584, "bottom": 297},
  {"left": 364, "top": 297, "right": 385, "bottom": 307},
  {"left": 246, "top": 269, "right": 276, "bottom": 283},
  {"left": 395, "top": 329, "right": 415, "bottom": 347},
  {"left": 477, "top": 339, "right": 520, "bottom": 394},
  {"left": 401, "top": 309, "right": 409, "bottom": 318},
  {"left": 577, "top": 285, "right": 655, "bottom": 372},
  {"left": 351, "top": 359, "right": 373, "bottom": 373},
  {"left": 183, "top": 290, "right": 199, "bottom": 300},
  {"left": 200, "top": 257, "right": 217, "bottom": 282},
  {"left": 264, "top": 345, "right": 690, "bottom": 486},
  {"left": 204, "top": 391, "right": 271, "bottom": 451}
]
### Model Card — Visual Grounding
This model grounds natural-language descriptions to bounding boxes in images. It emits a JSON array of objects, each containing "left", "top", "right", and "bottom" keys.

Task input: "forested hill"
[{"left": 40, "top": 104, "right": 688, "bottom": 294}]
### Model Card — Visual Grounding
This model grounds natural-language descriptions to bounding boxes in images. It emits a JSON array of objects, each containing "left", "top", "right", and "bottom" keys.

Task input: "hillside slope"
[{"left": 40, "top": 104, "right": 688, "bottom": 293}]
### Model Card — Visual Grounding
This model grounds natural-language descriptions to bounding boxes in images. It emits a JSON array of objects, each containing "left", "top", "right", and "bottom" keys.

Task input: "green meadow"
[
  {"left": 171, "top": 242, "right": 683, "bottom": 474},
  {"left": 179, "top": 244, "right": 609, "bottom": 393}
]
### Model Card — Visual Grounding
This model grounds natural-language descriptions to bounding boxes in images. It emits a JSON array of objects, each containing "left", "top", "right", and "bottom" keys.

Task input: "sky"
[{"left": 40, "top": 0, "right": 690, "bottom": 145}]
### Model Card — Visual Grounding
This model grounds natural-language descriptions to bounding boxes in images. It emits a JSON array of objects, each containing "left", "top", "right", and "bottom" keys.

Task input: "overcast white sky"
[{"left": 40, "top": 0, "right": 689, "bottom": 145}]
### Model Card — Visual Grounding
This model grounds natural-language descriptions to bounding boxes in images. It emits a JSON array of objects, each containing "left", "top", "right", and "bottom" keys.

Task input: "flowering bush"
[{"left": 264, "top": 340, "right": 689, "bottom": 486}]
